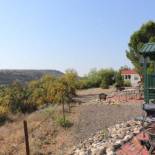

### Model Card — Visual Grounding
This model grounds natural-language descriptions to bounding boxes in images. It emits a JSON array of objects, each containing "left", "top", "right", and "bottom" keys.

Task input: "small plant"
[
  {"left": 56, "top": 116, "right": 72, "bottom": 128},
  {"left": 101, "top": 128, "right": 109, "bottom": 139},
  {"left": 44, "top": 106, "right": 54, "bottom": 116}
]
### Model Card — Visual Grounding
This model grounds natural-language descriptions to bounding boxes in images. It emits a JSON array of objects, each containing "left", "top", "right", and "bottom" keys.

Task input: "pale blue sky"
[{"left": 0, "top": 0, "right": 154, "bottom": 75}]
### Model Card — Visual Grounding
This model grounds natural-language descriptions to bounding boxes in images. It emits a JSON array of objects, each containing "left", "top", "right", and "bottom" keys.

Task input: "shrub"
[
  {"left": 115, "top": 71, "right": 124, "bottom": 88},
  {"left": 101, "top": 128, "right": 109, "bottom": 139},
  {"left": 79, "top": 68, "right": 116, "bottom": 89},
  {"left": 0, "top": 106, "right": 9, "bottom": 124},
  {"left": 56, "top": 116, "right": 72, "bottom": 128},
  {"left": 20, "top": 103, "right": 37, "bottom": 113},
  {"left": 124, "top": 80, "right": 131, "bottom": 87},
  {"left": 100, "top": 80, "right": 109, "bottom": 89}
]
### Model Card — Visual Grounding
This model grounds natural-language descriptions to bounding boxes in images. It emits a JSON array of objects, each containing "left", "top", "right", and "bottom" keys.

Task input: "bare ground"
[{"left": 0, "top": 88, "right": 143, "bottom": 155}]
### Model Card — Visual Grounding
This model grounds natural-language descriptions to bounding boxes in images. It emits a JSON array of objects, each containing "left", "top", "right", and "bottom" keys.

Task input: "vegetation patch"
[
  {"left": 0, "top": 69, "right": 78, "bottom": 120},
  {"left": 56, "top": 116, "right": 73, "bottom": 128},
  {"left": 101, "top": 128, "right": 109, "bottom": 139}
]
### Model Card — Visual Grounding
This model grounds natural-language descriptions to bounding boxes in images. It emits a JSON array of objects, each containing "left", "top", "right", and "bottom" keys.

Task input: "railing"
[{"left": 145, "top": 74, "right": 155, "bottom": 103}]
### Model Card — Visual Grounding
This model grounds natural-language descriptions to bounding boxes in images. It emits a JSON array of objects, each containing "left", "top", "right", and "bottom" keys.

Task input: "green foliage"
[
  {"left": 101, "top": 128, "right": 109, "bottom": 139},
  {"left": 100, "top": 79, "right": 109, "bottom": 89},
  {"left": 0, "top": 106, "right": 9, "bottom": 124},
  {"left": 0, "top": 81, "right": 26, "bottom": 113},
  {"left": 0, "top": 70, "right": 79, "bottom": 117},
  {"left": 124, "top": 80, "right": 131, "bottom": 87},
  {"left": 63, "top": 69, "right": 78, "bottom": 96},
  {"left": 56, "top": 116, "right": 72, "bottom": 128},
  {"left": 115, "top": 71, "right": 124, "bottom": 88},
  {"left": 126, "top": 21, "right": 155, "bottom": 73},
  {"left": 79, "top": 68, "right": 115, "bottom": 89},
  {"left": 147, "top": 62, "right": 155, "bottom": 74},
  {"left": 99, "top": 69, "right": 115, "bottom": 88}
]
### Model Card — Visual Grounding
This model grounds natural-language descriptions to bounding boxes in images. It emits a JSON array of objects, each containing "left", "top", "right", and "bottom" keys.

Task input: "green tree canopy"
[
  {"left": 79, "top": 68, "right": 115, "bottom": 89},
  {"left": 115, "top": 71, "right": 124, "bottom": 88},
  {"left": 126, "top": 21, "right": 155, "bottom": 73}
]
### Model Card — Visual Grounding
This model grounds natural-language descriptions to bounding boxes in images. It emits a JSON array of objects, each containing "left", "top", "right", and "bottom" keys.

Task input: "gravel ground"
[{"left": 72, "top": 100, "right": 143, "bottom": 143}]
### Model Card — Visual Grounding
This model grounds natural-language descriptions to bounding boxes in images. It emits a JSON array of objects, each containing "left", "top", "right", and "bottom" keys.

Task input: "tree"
[
  {"left": 78, "top": 68, "right": 116, "bottom": 89},
  {"left": 62, "top": 69, "right": 78, "bottom": 112},
  {"left": 98, "top": 69, "right": 115, "bottom": 88},
  {"left": 9, "top": 81, "right": 25, "bottom": 112},
  {"left": 40, "top": 74, "right": 56, "bottom": 103},
  {"left": 87, "top": 68, "right": 101, "bottom": 88},
  {"left": 115, "top": 71, "right": 124, "bottom": 88},
  {"left": 25, "top": 79, "right": 46, "bottom": 112},
  {"left": 63, "top": 69, "right": 78, "bottom": 96},
  {"left": 126, "top": 21, "right": 155, "bottom": 73},
  {"left": 53, "top": 79, "right": 69, "bottom": 121}
]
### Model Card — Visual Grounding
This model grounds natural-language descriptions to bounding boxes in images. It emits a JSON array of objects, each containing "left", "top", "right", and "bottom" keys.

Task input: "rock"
[
  {"left": 123, "top": 135, "right": 132, "bottom": 142},
  {"left": 91, "top": 147, "right": 106, "bottom": 155},
  {"left": 106, "top": 147, "right": 115, "bottom": 155},
  {"left": 117, "top": 132, "right": 125, "bottom": 139},
  {"left": 78, "top": 150, "right": 88, "bottom": 155},
  {"left": 133, "top": 128, "right": 140, "bottom": 134},
  {"left": 71, "top": 120, "right": 142, "bottom": 155},
  {"left": 115, "top": 124, "right": 121, "bottom": 130},
  {"left": 74, "top": 149, "right": 81, "bottom": 155},
  {"left": 113, "top": 140, "right": 123, "bottom": 149}
]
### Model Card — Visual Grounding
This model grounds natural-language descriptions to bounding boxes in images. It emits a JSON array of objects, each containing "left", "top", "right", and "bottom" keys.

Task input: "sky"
[{"left": 0, "top": 0, "right": 155, "bottom": 75}]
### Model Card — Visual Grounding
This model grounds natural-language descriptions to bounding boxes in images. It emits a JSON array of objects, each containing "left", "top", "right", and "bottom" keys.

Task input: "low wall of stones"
[{"left": 70, "top": 120, "right": 142, "bottom": 155}]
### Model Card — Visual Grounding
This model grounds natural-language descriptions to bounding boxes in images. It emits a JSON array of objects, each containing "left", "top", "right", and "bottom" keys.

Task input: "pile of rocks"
[{"left": 70, "top": 120, "right": 143, "bottom": 155}]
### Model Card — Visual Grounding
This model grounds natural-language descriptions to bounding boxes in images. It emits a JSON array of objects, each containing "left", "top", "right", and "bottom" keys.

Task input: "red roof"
[{"left": 121, "top": 69, "right": 138, "bottom": 75}]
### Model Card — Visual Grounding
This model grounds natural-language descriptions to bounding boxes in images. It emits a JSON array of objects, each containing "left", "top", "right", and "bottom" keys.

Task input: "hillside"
[{"left": 0, "top": 69, "right": 63, "bottom": 85}]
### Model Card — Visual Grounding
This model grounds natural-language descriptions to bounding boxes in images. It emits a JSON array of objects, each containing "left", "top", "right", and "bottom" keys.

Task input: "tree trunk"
[
  {"left": 68, "top": 102, "right": 71, "bottom": 113},
  {"left": 62, "top": 101, "right": 65, "bottom": 121}
]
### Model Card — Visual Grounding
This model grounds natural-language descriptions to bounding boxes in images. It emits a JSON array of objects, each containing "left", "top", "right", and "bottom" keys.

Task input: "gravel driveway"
[{"left": 72, "top": 100, "right": 143, "bottom": 143}]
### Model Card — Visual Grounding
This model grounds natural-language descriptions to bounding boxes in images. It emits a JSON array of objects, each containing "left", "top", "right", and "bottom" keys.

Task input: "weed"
[
  {"left": 56, "top": 116, "right": 73, "bottom": 128},
  {"left": 101, "top": 128, "right": 109, "bottom": 139}
]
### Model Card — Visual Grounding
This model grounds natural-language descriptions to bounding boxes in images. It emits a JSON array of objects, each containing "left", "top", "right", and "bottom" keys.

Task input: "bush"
[
  {"left": 100, "top": 80, "right": 109, "bottom": 89},
  {"left": 20, "top": 103, "right": 37, "bottom": 113},
  {"left": 124, "top": 80, "right": 131, "bottom": 87},
  {"left": 79, "top": 68, "right": 115, "bottom": 89},
  {"left": 101, "top": 128, "right": 109, "bottom": 139},
  {"left": 115, "top": 71, "right": 124, "bottom": 88},
  {"left": 0, "top": 106, "right": 9, "bottom": 124},
  {"left": 56, "top": 116, "right": 72, "bottom": 128}
]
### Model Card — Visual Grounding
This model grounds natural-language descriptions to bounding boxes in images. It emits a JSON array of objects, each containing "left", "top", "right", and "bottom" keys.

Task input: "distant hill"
[{"left": 0, "top": 70, "right": 63, "bottom": 85}]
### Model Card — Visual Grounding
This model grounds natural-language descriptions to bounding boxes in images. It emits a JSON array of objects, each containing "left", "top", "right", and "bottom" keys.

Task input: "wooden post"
[{"left": 23, "top": 120, "right": 30, "bottom": 155}]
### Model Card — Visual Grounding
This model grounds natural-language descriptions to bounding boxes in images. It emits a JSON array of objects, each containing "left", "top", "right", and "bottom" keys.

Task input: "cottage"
[{"left": 121, "top": 69, "right": 141, "bottom": 87}]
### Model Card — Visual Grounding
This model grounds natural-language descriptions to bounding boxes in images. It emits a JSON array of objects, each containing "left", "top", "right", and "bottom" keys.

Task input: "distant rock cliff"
[{"left": 0, "top": 69, "right": 63, "bottom": 85}]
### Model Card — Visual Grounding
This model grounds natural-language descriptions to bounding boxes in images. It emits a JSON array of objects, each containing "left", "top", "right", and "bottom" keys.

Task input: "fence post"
[{"left": 23, "top": 120, "right": 30, "bottom": 155}]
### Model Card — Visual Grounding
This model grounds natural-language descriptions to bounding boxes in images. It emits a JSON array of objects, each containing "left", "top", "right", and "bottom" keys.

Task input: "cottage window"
[
  {"left": 134, "top": 76, "right": 138, "bottom": 80},
  {"left": 128, "top": 75, "right": 131, "bottom": 79}
]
